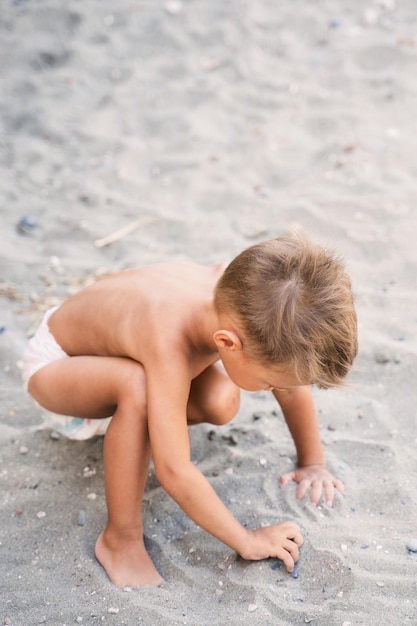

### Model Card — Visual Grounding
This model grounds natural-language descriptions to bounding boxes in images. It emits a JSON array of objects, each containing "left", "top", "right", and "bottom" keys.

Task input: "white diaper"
[
  {"left": 22, "top": 306, "right": 67, "bottom": 393},
  {"left": 22, "top": 306, "right": 112, "bottom": 440}
]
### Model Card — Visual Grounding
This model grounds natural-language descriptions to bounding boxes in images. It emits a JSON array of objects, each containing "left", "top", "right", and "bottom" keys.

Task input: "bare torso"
[{"left": 49, "top": 262, "right": 226, "bottom": 379}]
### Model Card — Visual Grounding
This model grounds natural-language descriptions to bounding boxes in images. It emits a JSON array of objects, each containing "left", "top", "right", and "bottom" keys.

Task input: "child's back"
[{"left": 49, "top": 262, "right": 225, "bottom": 370}]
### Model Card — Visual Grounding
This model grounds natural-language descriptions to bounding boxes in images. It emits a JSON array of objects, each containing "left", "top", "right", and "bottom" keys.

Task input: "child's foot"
[{"left": 95, "top": 530, "right": 164, "bottom": 587}]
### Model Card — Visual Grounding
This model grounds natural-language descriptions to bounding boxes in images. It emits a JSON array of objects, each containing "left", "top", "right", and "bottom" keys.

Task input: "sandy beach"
[{"left": 1, "top": 1, "right": 417, "bottom": 624}]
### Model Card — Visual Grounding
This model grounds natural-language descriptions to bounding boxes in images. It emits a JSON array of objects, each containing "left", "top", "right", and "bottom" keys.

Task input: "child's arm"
[
  {"left": 273, "top": 386, "right": 344, "bottom": 506},
  {"left": 146, "top": 355, "right": 303, "bottom": 571}
]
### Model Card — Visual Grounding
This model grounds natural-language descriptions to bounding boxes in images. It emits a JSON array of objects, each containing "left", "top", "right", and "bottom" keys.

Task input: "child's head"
[{"left": 214, "top": 231, "right": 357, "bottom": 389}]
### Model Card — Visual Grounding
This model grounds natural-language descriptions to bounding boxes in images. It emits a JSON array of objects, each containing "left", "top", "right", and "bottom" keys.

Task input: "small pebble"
[
  {"left": 107, "top": 607, "right": 119, "bottom": 614},
  {"left": 83, "top": 466, "right": 96, "bottom": 478},
  {"left": 50, "top": 431, "right": 60, "bottom": 440},
  {"left": 329, "top": 19, "right": 342, "bottom": 29},
  {"left": 361, "top": 543, "right": 369, "bottom": 549},
  {"left": 19, "top": 446, "right": 29, "bottom": 455},
  {"left": 222, "top": 434, "right": 238, "bottom": 446},
  {"left": 248, "top": 604, "right": 258, "bottom": 612},
  {"left": 165, "top": 1, "right": 183, "bottom": 14},
  {"left": 374, "top": 351, "right": 390, "bottom": 364},
  {"left": 103, "top": 14, "right": 115, "bottom": 26},
  {"left": 290, "top": 566, "right": 299, "bottom": 579},
  {"left": 363, "top": 8, "right": 379, "bottom": 25},
  {"left": 16, "top": 215, "right": 38, "bottom": 234},
  {"left": 78, "top": 510, "right": 86, "bottom": 526},
  {"left": 376, "top": 581, "right": 385, "bottom": 587},
  {"left": 37, "top": 511, "right": 46, "bottom": 519},
  {"left": 406, "top": 538, "right": 417, "bottom": 553},
  {"left": 0, "top": 326, "right": 6, "bottom": 334}
]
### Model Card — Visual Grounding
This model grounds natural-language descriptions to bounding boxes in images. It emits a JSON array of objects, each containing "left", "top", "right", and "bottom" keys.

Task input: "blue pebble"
[
  {"left": 290, "top": 566, "right": 299, "bottom": 579},
  {"left": 406, "top": 538, "right": 417, "bottom": 553},
  {"left": 17, "top": 215, "right": 38, "bottom": 234},
  {"left": 329, "top": 20, "right": 341, "bottom": 29}
]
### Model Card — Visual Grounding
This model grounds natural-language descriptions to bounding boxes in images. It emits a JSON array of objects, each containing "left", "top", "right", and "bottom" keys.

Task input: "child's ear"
[{"left": 213, "top": 329, "right": 243, "bottom": 351}]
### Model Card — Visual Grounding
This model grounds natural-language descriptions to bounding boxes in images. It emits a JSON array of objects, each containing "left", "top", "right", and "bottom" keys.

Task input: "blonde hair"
[{"left": 214, "top": 232, "right": 357, "bottom": 389}]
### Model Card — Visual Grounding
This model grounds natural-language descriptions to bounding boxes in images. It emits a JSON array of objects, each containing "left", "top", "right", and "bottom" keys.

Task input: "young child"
[{"left": 22, "top": 231, "right": 357, "bottom": 587}]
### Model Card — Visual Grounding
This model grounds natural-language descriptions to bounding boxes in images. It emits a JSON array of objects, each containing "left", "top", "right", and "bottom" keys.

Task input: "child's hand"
[
  {"left": 240, "top": 522, "right": 303, "bottom": 573},
  {"left": 280, "top": 465, "right": 344, "bottom": 507}
]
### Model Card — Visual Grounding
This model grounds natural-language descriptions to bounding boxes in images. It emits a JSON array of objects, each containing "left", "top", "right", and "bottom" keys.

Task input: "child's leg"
[
  {"left": 28, "top": 358, "right": 239, "bottom": 586},
  {"left": 187, "top": 362, "right": 240, "bottom": 426},
  {"left": 95, "top": 390, "right": 165, "bottom": 586},
  {"left": 28, "top": 356, "right": 163, "bottom": 586}
]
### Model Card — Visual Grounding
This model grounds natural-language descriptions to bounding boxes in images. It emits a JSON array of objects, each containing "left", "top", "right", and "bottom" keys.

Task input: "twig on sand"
[{"left": 94, "top": 216, "right": 157, "bottom": 248}]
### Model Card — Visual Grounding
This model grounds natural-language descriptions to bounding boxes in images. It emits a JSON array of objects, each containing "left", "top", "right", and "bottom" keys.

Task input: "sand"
[{"left": 1, "top": 0, "right": 417, "bottom": 624}]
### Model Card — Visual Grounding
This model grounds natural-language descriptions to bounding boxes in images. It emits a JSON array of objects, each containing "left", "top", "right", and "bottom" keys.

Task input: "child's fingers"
[
  {"left": 279, "top": 470, "right": 295, "bottom": 487},
  {"left": 277, "top": 548, "right": 296, "bottom": 573},
  {"left": 334, "top": 478, "right": 345, "bottom": 494},
  {"left": 273, "top": 521, "right": 304, "bottom": 548},
  {"left": 281, "top": 471, "right": 344, "bottom": 507},
  {"left": 278, "top": 540, "right": 300, "bottom": 572},
  {"left": 288, "top": 526, "right": 304, "bottom": 548},
  {"left": 323, "top": 478, "right": 345, "bottom": 505},
  {"left": 295, "top": 478, "right": 311, "bottom": 501},
  {"left": 322, "top": 480, "right": 335, "bottom": 506},
  {"left": 307, "top": 480, "right": 325, "bottom": 505}
]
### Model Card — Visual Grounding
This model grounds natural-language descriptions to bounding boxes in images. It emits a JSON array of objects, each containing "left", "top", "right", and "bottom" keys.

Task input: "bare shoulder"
[
  {"left": 51, "top": 261, "right": 224, "bottom": 364},
  {"left": 92, "top": 261, "right": 224, "bottom": 292},
  {"left": 120, "top": 261, "right": 224, "bottom": 376}
]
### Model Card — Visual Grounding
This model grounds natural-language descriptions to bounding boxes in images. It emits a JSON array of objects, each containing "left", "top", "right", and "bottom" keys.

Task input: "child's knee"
[
  {"left": 205, "top": 381, "right": 240, "bottom": 426},
  {"left": 117, "top": 364, "right": 147, "bottom": 413}
]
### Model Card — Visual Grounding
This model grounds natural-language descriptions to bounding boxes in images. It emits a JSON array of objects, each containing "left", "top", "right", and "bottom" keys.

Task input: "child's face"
[{"left": 222, "top": 351, "right": 302, "bottom": 392}]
